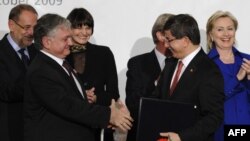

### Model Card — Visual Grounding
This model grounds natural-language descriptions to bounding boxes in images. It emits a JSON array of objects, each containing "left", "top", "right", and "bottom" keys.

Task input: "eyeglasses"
[
  {"left": 12, "top": 19, "right": 32, "bottom": 31},
  {"left": 165, "top": 38, "right": 177, "bottom": 44}
]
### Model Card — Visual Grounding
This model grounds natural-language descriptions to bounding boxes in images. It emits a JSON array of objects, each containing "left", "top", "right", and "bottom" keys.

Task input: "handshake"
[{"left": 109, "top": 99, "right": 133, "bottom": 132}]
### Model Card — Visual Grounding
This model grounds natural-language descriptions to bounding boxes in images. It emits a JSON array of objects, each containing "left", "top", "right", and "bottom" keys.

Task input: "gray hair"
[
  {"left": 152, "top": 13, "right": 174, "bottom": 44},
  {"left": 34, "top": 13, "right": 71, "bottom": 50}
]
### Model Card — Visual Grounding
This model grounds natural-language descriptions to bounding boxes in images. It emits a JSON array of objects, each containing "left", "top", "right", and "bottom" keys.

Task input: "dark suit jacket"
[
  {"left": 0, "top": 34, "right": 37, "bottom": 141},
  {"left": 125, "top": 50, "right": 161, "bottom": 141},
  {"left": 154, "top": 49, "right": 224, "bottom": 141},
  {"left": 24, "top": 52, "right": 111, "bottom": 141},
  {"left": 67, "top": 42, "right": 119, "bottom": 106}
]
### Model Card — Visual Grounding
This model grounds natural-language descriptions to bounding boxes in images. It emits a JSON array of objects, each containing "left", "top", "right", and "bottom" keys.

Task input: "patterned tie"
[
  {"left": 18, "top": 48, "right": 29, "bottom": 68},
  {"left": 169, "top": 61, "right": 183, "bottom": 95}
]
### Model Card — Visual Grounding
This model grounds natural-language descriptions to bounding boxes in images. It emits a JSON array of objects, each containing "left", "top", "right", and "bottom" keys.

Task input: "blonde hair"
[{"left": 206, "top": 11, "right": 238, "bottom": 51}]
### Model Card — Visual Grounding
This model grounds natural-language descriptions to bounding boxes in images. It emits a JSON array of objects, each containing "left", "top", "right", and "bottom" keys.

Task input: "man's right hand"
[{"left": 109, "top": 99, "right": 133, "bottom": 132}]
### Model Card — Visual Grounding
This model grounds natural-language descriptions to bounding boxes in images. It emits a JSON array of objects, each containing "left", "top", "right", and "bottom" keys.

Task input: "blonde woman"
[{"left": 207, "top": 11, "right": 250, "bottom": 141}]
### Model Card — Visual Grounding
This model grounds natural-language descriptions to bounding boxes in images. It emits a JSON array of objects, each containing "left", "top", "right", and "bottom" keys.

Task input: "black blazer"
[
  {"left": 154, "top": 49, "right": 224, "bottom": 141},
  {"left": 0, "top": 34, "right": 37, "bottom": 141},
  {"left": 125, "top": 50, "right": 161, "bottom": 141},
  {"left": 67, "top": 42, "right": 119, "bottom": 106},
  {"left": 24, "top": 52, "right": 111, "bottom": 141}
]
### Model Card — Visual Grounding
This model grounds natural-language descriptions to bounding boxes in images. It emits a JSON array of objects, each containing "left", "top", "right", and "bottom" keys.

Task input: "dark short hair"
[
  {"left": 67, "top": 8, "right": 94, "bottom": 34},
  {"left": 163, "top": 14, "right": 200, "bottom": 45},
  {"left": 9, "top": 4, "right": 37, "bottom": 21},
  {"left": 34, "top": 13, "right": 71, "bottom": 50}
]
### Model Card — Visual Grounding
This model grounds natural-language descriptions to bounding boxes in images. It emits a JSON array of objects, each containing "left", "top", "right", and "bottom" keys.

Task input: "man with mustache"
[{"left": 0, "top": 4, "right": 38, "bottom": 141}]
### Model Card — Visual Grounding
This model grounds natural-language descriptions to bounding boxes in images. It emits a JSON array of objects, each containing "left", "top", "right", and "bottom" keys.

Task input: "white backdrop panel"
[{"left": 1, "top": 0, "right": 249, "bottom": 101}]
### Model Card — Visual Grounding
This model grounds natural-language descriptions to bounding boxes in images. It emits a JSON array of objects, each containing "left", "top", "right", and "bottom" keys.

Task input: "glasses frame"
[
  {"left": 165, "top": 37, "right": 178, "bottom": 44},
  {"left": 11, "top": 19, "right": 31, "bottom": 31}
]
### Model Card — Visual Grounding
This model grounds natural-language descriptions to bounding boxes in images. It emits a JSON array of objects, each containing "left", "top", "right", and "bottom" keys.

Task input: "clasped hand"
[
  {"left": 237, "top": 58, "right": 250, "bottom": 80},
  {"left": 109, "top": 99, "right": 133, "bottom": 132}
]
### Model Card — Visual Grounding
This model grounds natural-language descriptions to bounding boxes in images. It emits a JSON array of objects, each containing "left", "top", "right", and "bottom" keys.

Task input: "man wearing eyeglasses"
[
  {"left": 0, "top": 4, "right": 38, "bottom": 141},
  {"left": 154, "top": 14, "right": 224, "bottom": 141}
]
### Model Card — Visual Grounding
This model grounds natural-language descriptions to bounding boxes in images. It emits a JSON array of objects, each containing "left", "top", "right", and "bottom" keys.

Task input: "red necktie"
[{"left": 169, "top": 61, "right": 183, "bottom": 95}]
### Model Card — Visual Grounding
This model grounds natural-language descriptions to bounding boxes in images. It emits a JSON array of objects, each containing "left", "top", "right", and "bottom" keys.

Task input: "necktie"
[
  {"left": 62, "top": 60, "right": 75, "bottom": 79},
  {"left": 63, "top": 60, "right": 84, "bottom": 98},
  {"left": 169, "top": 61, "right": 183, "bottom": 95},
  {"left": 18, "top": 48, "right": 29, "bottom": 68}
]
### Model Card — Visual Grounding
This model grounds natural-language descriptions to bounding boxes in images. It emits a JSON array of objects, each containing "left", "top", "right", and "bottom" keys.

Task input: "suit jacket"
[
  {"left": 67, "top": 42, "right": 119, "bottom": 106},
  {"left": 24, "top": 52, "right": 111, "bottom": 141},
  {"left": 208, "top": 47, "right": 250, "bottom": 141},
  {"left": 0, "top": 34, "right": 37, "bottom": 141},
  {"left": 154, "top": 49, "right": 224, "bottom": 141},
  {"left": 125, "top": 50, "right": 161, "bottom": 141}
]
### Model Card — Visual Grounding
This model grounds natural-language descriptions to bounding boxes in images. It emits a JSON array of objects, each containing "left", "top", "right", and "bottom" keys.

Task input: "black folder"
[{"left": 136, "top": 98, "right": 198, "bottom": 141}]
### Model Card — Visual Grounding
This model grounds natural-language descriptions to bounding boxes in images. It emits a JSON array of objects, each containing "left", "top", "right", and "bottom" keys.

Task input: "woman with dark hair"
[{"left": 66, "top": 8, "right": 120, "bottom": 141}]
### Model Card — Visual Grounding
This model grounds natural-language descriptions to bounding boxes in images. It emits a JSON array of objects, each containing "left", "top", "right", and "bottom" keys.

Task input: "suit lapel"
[
  {"left": 1, "top": 35, "right": 26, "bottom": 71},
  {"left": 40, "top": 53, "right": 86, "bottom": 100},
  {"left": 146, "top": 50, "right": 162, "bottom": 80},
  {"left": 173, "top": 50, "right": 205, "bottom": 97},
  {"left": 1, "top": 34, "right": 38, "bottom": 70},
  {"left": 73, "top": 73, "right": 88, "bottom": 99}
]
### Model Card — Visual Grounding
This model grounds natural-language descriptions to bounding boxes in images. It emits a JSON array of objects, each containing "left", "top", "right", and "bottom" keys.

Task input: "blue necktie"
[{"left": 18, "top": 48, "right": 30, "bottom": 68}]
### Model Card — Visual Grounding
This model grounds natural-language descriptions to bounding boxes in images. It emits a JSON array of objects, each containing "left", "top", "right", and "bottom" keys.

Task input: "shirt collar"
[
  {"left": 181, "top": 46, "right": 201, "bottom": 68},
  {"left": 7, "top": 33, "right": 30, "bottom": 58},
  {"left": 154, "top": 48, "right": 166, "bottom": 70},
  {"left": 40, "top": 50, "right": 64, "bottom": 66},
  {"left": 208, "top": 46, "right": 241, "bottom": 59},
  {"left": 7, "top": 33, "right": 22, "bottom": 52}
]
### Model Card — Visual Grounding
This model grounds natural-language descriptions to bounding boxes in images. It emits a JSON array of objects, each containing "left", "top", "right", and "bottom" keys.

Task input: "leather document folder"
[{"left": 136, "top": 98, "right": 198, "bottom": 141}]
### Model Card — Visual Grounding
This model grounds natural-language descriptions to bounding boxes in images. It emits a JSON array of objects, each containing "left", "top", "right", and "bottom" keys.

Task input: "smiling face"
[
  {"left": 9, "top": 10, "right": 37, "bottom": 47},
  {"left": 210, "top": 17, "right": 236, "bottom": 50},
  {"left": 164, "top": 30, "right": 187, "bottom": 59},
  {"left": 71, "top": 25, "right": 92, "bottom": 45}
]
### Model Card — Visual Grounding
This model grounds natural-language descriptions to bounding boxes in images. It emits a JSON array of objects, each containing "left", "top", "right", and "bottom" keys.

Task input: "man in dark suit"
[
  {"left": 125, "top": 13, "right": 173, "bottom": 141},
  {"left": 24, "top": 13, "right": 133, "bottom": 141},
  {"left": 155, "top": 14, "right": 224, "bottom": 141},
  {"left": 0, "top": 4, "right": 38, "bottom": 141}
]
